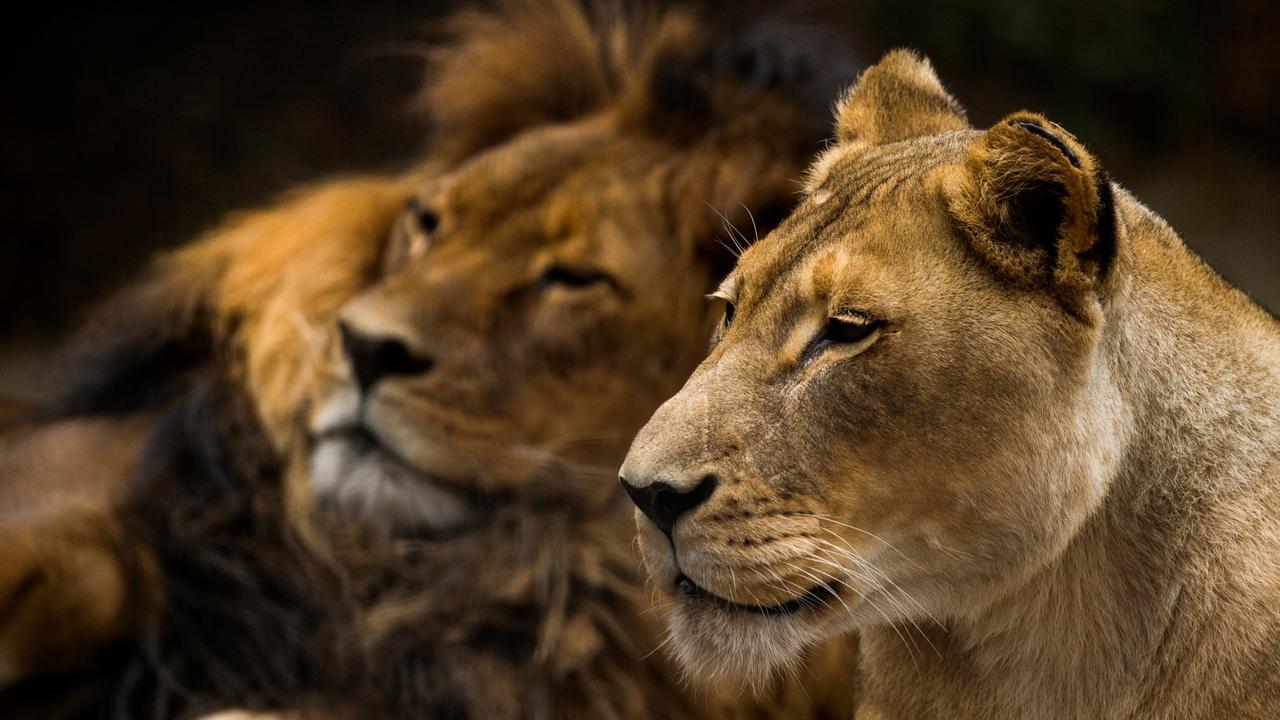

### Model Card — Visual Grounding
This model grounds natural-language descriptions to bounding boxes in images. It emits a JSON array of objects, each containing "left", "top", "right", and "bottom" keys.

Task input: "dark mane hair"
[
  {"left": 5, "top": 3, "right": 860, "bottom": 718},
  {"left": 47, "top": 1, "right": 856, "bottom": 426},
  {"left": 419, "top": 0, "right": 856, "bottom": 165}
]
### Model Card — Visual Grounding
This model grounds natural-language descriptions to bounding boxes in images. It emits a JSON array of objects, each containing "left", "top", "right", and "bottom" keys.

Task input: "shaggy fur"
[
  {"left": 0, "top": 2, "right": 860, "bottom": 718},
  {"left": 622, "top": 49, "right": 1280, "bottom": 718}
]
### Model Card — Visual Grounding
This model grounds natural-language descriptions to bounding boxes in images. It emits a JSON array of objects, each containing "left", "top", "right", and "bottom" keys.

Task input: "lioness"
[
  {"left": 0, "top": 2, "right": 857, "bottom": 717},
  {"left": 621, "top": 49, "right": 1280, "bottom": 719}
]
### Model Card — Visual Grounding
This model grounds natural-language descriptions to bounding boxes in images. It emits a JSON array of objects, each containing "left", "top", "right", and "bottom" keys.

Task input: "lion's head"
[
  {"left": 61, "top": 2, "right": 847, "bottom": 532},
  {"left": 622, "top": 49, "right": 1130, "bottom": 683},
  {"left": 298, "top": 3, "right": 850, "bottom": 537},
  {"left": 27, "top": 2, "right": 857, "bottom": 715}
]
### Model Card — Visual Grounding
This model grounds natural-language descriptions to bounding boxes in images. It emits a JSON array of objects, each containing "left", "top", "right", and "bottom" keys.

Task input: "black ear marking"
[
  {"left": 952, "top": 111, "right": 1119, "bottom": 306},
  {"left": 1012, "top": 120, "right": 1081, "bottom": 169},
  {"left": 1078, "top": 169, "right": 1117, "bottom": 278}
]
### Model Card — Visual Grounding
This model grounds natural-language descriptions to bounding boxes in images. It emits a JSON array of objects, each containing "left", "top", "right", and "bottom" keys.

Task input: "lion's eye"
[
  {"left": 804, "top": 314, "right": 883, "bottom": 361},
  {"left": 416, "top": 209, "right": 440, "bottom": 234},
  {"left": 405, "top": 197, "right": 440, "bottom": 235},
  {"left": 722, "top": 301, "right": 736, "bottom": 328},
  {"left": 536, "top": 265, "right": 615, "bottom": 291}
]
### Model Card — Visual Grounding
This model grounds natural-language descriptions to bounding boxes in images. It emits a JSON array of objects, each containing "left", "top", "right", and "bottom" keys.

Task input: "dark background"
[{"left": 1, "top": 1, "right": 1276, "bottom": 398}]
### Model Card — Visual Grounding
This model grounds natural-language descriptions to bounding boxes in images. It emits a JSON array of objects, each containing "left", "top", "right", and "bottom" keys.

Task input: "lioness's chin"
[
  {"left": 634, "top": 515, "right": 847, "bottom": 686},
  {"left": 310, "top": 433, "right": 474, "bottom": 536},
  {"left": 664, "top": 588, "right": 835, "bottom": 687}
]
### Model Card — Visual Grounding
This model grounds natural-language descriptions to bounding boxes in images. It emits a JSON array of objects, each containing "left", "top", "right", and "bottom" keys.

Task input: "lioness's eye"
[
  {"left": 536, "top": 265, "right": 615, "bottom": 291},
  {"left": 824, "top": 316, "right": 880, "bottom": 344},
  {"left": 804, "top": 314, "right": 883, "bottom": 361},
  {"left": 722, "top": 301, "right": 736, "bottom": 328}
]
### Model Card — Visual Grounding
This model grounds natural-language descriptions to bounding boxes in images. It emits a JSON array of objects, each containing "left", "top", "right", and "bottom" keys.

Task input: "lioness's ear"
[
  {"left": 948, "top": 112, "right": 1118, "bottom": 309},
  {"left": 835, "top": 49, "right": 967, "bottom": 145}
]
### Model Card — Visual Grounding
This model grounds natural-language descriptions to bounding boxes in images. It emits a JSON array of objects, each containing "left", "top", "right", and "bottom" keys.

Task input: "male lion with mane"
[
  {"left": 622, "top": 49, "right": 1280, "bottom": 719},
  {"left": 0, "top": 2, "right": 859, "bottom": 718}
]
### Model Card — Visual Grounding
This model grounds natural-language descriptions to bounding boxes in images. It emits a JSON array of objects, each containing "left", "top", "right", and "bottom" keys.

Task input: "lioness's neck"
[
  {"left": 910, "top": 195, "right": 1280, "bottom": 719},
  {"left": 1106, "top": 194, "right": 1280, "bottom": 508}
]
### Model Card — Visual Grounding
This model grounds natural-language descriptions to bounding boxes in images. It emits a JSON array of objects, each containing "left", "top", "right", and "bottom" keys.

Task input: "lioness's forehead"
[
  {"left": 810, "top": 131, "right": 971, "bottom": 198},
  {"left": 735, "top": 131, "right": 973, "bottom": 307}
]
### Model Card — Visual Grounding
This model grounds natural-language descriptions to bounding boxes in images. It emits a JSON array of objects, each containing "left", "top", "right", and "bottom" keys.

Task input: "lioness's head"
[{"left": 622, "top": 49, "right": 1126, "bottom": 682}]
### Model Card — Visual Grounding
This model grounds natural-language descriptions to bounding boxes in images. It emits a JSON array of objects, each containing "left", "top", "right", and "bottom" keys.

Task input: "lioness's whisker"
[
  {"left": 812, "top": 535, "right": 942, "bottom": 628},
  {"left": 639, "top": 629, "right": 677, "bottom": 662},
  {"left": 807, "top": 525, "right": 940, "bottom": 623},
  {"left": 739, "top": 202, "right": 760, "bottom": 244},
  {"left": 796, "top": 512, "right": 928, "bottom": 572},
  {"left": 806, "top": 552, "right": 943, "bottom": 660},
  {"left": 703, "top": 199, "right": 751, "bottom": 256},
  {"left": 786, "top": 563, "right": 855, "bottom": 615}
]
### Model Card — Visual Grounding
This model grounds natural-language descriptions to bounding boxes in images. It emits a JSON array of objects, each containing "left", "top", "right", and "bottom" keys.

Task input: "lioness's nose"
[
  {"left": 620, "top": 474, "right": 718, "bottom": 534},
  {"left": 339, "top": 321, "right": 434, "bottom": 392}
]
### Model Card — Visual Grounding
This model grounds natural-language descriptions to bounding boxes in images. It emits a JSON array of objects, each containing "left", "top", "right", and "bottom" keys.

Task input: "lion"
[
  {"left": 620, "top": 48, "right": 1280, "bottom": 719},
  {"left": 0, "top": 2, "right": 860, "bottom": 718}
]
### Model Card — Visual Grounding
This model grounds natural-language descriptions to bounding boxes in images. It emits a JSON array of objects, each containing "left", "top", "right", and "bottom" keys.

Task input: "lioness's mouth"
[{"left": 674, "top": 573, "right": 838, "bottom": 616}]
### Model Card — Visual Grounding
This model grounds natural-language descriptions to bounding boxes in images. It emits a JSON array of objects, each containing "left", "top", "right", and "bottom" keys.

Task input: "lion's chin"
[{"left": 310, "top": 431, "right": 475, "bottom": 537}]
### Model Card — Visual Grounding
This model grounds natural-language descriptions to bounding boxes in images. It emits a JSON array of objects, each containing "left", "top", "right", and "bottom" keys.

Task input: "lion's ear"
[
  {"left": 419, "top": 1, "right": 617, "bottom": 165},
  {"left": 628, "top": 18, "right": 857, "bottom": 276},
  {"left": 948, "top": 112, "right": 1118, "bottom": 310},
  {"left": 835, "top": 49, "right": 967, "bottom": 146}
]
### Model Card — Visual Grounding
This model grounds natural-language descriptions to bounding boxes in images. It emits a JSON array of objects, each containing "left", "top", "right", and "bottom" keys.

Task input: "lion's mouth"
[
  {"left": 310, "top": 426, "right": 478, "bottom": 538},
  {"left": 317, "top": 425, "right": 463, "bottom": 491},
  {"left": 335, "top": 426, "right": 417, "bottom": 470},
  {"left": 674, "top": 572, "right": 838, "bottom": 616}
]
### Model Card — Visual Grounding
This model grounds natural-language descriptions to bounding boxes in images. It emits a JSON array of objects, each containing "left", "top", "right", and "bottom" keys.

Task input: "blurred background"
[{"left": 1, "top": 0, "right": 1276, "bottom": 400}]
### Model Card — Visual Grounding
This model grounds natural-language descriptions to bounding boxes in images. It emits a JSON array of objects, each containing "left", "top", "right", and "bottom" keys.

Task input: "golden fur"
[
  {"left": 622, "top": 49, "right": 1280, "bottom": 718},
  {"left": 1, "top": 2, "right": 859, "bottom": 717},
  {"left": 0, "top": 415, "right": 155, "bottom": 687}
]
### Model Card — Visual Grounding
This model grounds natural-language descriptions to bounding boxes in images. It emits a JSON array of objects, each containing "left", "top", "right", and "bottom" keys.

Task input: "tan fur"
[
  {"left": 623, "top": 49, "right": 1280, "bottom": 719},
  {"left": 0, "top": 2, "right": 859, "bottom": 716},
  {"left": 0, "top": 415, "right": 156, "bottom": 688},
  {"left": 834, "top": 49, "right": 967, "bottom": 147}
]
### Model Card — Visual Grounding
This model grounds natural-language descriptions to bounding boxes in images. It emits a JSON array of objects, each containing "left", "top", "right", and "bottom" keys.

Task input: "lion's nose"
[
  {"left": 338, "top": 321, "right": 434, "bottom": 392},
  {"left": 619, "top": 474, "right": 718, "bottom": 535}
]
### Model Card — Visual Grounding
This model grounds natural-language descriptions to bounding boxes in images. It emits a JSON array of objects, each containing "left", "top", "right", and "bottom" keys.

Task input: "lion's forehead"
[
  {"left": 436, "top": 125, "right": 658, "bottom": 220},
  {"left": 412, "top": 145, "right": 668, "bottom": 267}
]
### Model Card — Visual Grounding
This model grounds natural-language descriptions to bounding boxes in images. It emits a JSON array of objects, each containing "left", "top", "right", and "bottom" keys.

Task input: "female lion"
[{"left": 621, "top": 49, "right": 1280, "bottom": 719}]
